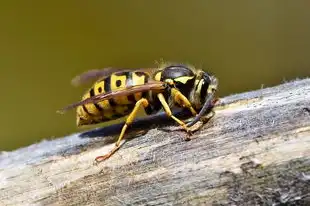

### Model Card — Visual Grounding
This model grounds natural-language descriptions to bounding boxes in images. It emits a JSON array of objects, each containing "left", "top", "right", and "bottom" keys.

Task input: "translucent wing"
[
  {"left": 71, "top": 67, "right": 157, "bottom": 86},
  {"left": 71, "top": 68, "right": 125, "bottom": 86},
  {"left": 58, "top": 81, "right": 166, "bottom": 113}
]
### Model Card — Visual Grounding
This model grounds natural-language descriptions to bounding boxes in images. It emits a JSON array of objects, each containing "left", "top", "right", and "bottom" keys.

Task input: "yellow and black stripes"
[
  {"left": 89, "top": 88, "right": 103, "bottom": 112},
  {"left": 77, "top": 71, "right": 151, "bottom": 126}
]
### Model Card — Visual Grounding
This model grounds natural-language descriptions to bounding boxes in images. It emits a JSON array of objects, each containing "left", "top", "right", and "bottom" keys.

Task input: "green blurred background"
[{"left": 1, "top": 1, "right": 309, "bottom": 151}]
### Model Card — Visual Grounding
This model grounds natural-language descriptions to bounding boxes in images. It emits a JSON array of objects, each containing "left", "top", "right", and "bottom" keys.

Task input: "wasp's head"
[{"left": 192, "top": 71, "right": 218, "bottom": 110}]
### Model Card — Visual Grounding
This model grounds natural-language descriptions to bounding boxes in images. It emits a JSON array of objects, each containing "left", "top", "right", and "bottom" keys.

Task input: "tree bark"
[{"left": 1, "top": 78, "right": 310, "bottom": 206}]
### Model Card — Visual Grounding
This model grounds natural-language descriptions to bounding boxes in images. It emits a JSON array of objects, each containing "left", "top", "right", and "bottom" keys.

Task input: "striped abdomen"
[{"left": 77, "top": 71, "right": 150, "bottom": 126}]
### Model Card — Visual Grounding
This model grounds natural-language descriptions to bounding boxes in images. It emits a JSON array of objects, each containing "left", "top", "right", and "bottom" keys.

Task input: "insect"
[{"left": 58, "top": 62, "right": 218, "bottom": 162}]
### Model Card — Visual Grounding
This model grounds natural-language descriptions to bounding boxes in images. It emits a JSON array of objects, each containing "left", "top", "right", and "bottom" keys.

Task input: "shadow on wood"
[{"left": 78, "top": 109, "right": 192, "bottom": 139}]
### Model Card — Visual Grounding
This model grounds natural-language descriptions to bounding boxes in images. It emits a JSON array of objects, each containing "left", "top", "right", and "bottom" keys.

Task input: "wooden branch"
[{"left": 1, "top": 78, "right": 310, "bottom": 206}]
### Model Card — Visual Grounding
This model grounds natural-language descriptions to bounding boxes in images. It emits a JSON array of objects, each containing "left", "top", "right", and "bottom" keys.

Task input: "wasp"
[{"left": 58, "top": 62, "right": 218, "bottom": 162}]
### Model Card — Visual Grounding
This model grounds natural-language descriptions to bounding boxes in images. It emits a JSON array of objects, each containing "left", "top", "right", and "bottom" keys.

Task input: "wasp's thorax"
[{"left": 154, "top": 65, "right": 218, "bottom": 110}]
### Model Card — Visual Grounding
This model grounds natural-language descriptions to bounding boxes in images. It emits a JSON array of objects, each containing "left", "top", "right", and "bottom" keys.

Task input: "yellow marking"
[
  {"left": 115, "top": 105, "right": 128, "bottom": 115},
  {"left": 111, "top": 74, "right": 131, "bottom": 104},
  {"left": 154, "top": 71, "right": 162, "bottom": 81},
  {"left": 195, "top": 79, "right": 199, "bottom": 86},
  {"left": 103, "top": 110, "right": 114, "bottom": 119},
  {"left": 171, "top": 88, "right": 197, "bottom": 116},
  {"left": 110, "top": 74, "right": 126, "bottom": 90},
  {"left": 165, "top": 78, "right": 174, "bottom": 85},
  {"left": 93, "top": 81, "right": 112, "bottom": 110},
  {"left": 132, "top": 72, "right": 146, "bottom": 101},
  {"left": 195, "top": 79, "right": 204, "bottom": 96},
  {"left": 157, "top": 93, "right": 192, "bottom": 136},
  {"left": 93, "top": 81, "right": 105, "bottom": 95},
  {"left": 82, "top": 92, "right": 100, "bottom": 115},
  {"left": 95, "top": 98, "right": 149, "bottom": 162},
  {"left": 76, "top": 104, "right": 102, "bottom": 126},
  {"left": 98, "top": 100, "right": 112, "bottom": 110},
  {"left": 174, "top": 76, "right": 195, "bottom": 84},
  {"left": 76, "top": 106, "right": 89, "bottom": 126}
]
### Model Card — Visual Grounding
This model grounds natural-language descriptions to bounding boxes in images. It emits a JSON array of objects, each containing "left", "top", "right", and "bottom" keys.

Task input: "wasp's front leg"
[
  {"left": 186, "top": 110, "right": 216, "bottom": 133},
  {"left": 171, "top": 88, "right": 197, "bottom": 117}
]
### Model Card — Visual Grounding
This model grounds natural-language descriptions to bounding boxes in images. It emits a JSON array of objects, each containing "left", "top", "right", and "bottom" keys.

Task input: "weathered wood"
[{"left": 1, "top": 78, "right": 310, "bottom": 206}]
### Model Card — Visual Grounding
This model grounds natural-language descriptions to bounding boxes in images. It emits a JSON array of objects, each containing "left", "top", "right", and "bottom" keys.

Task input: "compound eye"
[{"left": 203, "top": 73, "right": 211, "bottom": 84}]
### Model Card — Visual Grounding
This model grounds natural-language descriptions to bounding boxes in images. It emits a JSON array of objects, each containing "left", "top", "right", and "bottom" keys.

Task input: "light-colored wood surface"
[{"left": 1, "top": 78, "right": 310, "bottom": 206}]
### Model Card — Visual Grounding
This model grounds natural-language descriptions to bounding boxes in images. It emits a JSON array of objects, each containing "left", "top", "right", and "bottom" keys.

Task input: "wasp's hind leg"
[
  {"left": 95, "top": 98, "right": 149, "bottom": 163},
  {"left": 157, "top": 93, "right": 193, "bottom": 140}
]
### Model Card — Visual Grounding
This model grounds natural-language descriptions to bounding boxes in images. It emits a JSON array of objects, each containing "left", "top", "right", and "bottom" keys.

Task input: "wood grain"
[{"left": 1, "top": 78, "right": 310, "bottom": 206}]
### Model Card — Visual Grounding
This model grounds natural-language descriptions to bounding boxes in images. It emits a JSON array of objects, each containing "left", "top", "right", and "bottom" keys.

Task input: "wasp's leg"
[
  {"left": 95, "top": 98, "right": 149, "bottom": 162},
  {"left": 188, "top": 97, "right": 219, "bottom": 130},
  {"left": 185, "top": 97, "right": 218, "bottom": 132},
  {"left": 200, "top": 110, "right": 215, "bottom": 123},
  {"left": 187, "top": 110, "right": 216, "bottom": 133},
  {"left": 157, "top": 93, "right": 192, "bottom": 139},
  {"left": 171, "top": 88, "right": 197, "bottom": 116}
]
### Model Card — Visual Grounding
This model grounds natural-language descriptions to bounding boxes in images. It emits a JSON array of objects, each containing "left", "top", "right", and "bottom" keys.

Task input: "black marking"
[
  {"left": 104, "top": 76, "right": 111, "bottom": 93},
  {"left": 200, "top": 74, "right": 211, "bottom": 103},
  {"left": 161, "top": 65, "right": 194, "bottom": 81},
  {"left": 200, "top": 81, "right": 208, "bottom": 104},
  {"left": 89, "top": 88, "right": 95, "bottom": 96},
  {"left": 144, "top": 72, "right": 149, "bottom": 83},
  {"left": 148, "top": 91, "right": 163, "bottom": 114},
  {"left": 112, "top": 112, "right": 125, "bottom": 119},
  {"left": 114, "top": 71, "right": 130, "bottom": 76},
  {"left": 128, "top": 104, "right": 135, "bottom": 111},
  {"left": 194, "top": 79, "right": 200, "bottom": 91},
  {"left": 142, "top": 73, "right": 149, "bottom": 98},
  {"left": 90, "top": 88, "right": 103, "bottom": 111},
  {"left": 94, "top": 103, "right": 103, "bottom": 111},
  {"left": 175, "top": 78, "right": 195, "bottom": 99},
  {"left": 135, "top": 71, "right": 145, "bottom": 77},
  {"left": 200, "top": 90, "right": 207, "bottom": 105},
  {"left": 90, "top": 118, "right": 102, "bottom": 124},
  {"left": 128, "top": 94, "right": 136, "bottom": 102},
  {"left": 82, "top": 105, "right": 93, "bottom": 116},
  {"left": 145, "top": 105, "right": 154, "bottom": 115},
  {"left": 104, "top": 76, "right": 116, "bottom": 106},
  {"left": 98, "top": 87, "right": 102, "bottom": 93},
  {"left": 79, "top": 117, "right": 86, "bottom": 121},
  {"left": 116, "top": 80, "right": 121, "bottom": 87},
  {"left": 109, "top": 99, "right": 117, "bottom": 107}
]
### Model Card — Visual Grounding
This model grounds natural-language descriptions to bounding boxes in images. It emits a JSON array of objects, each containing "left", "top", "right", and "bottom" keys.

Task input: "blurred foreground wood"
[{"left": 1, "top": 78, "right": 310, "bottom": 206}]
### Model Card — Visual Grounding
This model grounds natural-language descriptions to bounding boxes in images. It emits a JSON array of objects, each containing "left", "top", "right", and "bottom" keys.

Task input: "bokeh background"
[{"left": 1, "top": 1, "right": 309, "bottom": 151}]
